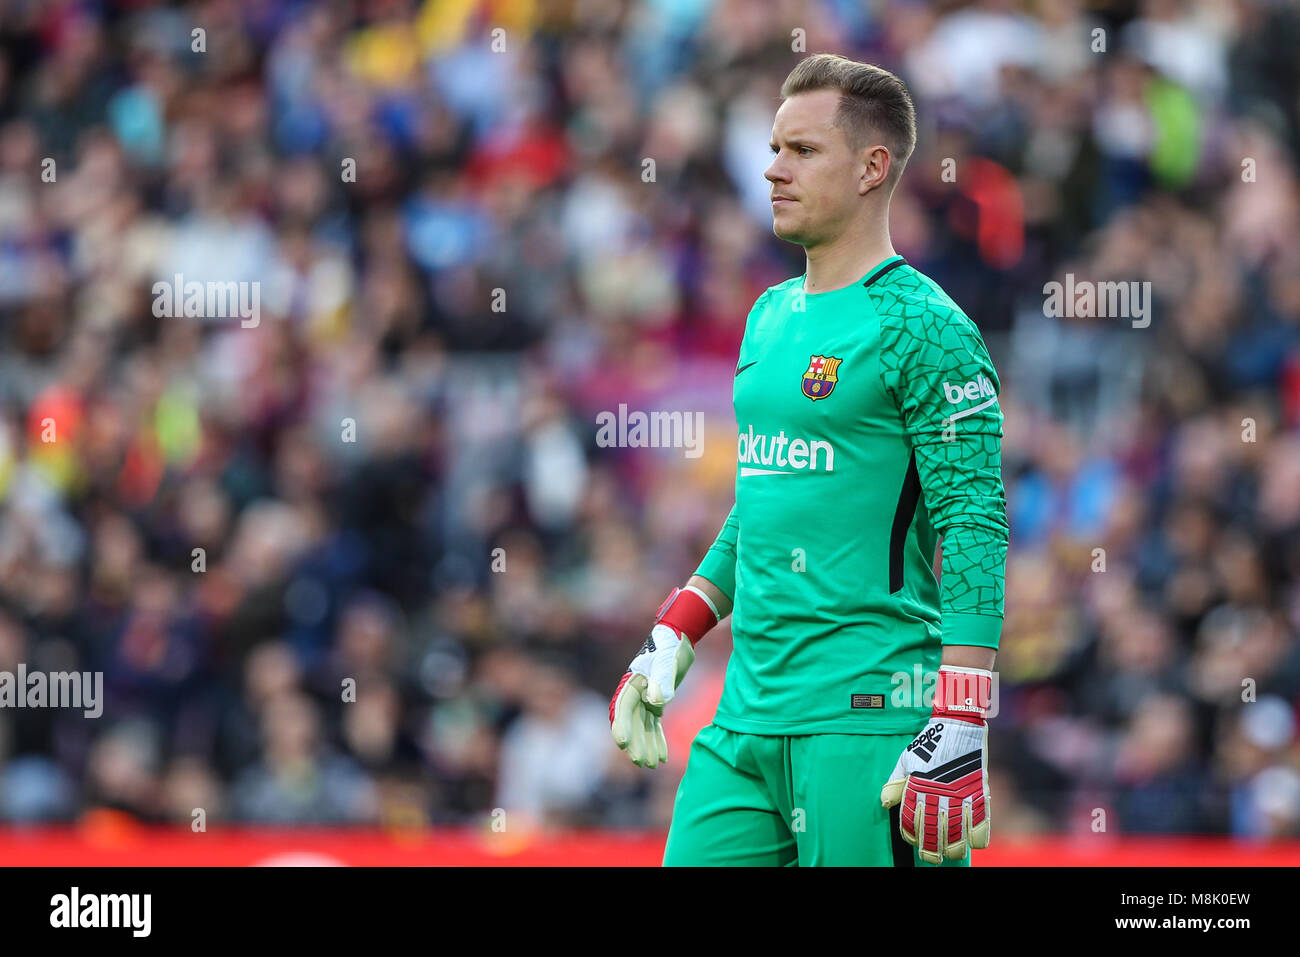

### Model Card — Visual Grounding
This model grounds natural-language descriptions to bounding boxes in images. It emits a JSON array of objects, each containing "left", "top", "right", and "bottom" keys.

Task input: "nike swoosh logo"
[{"left": 735, "top": 361, "right": 757, "bottom": 377}]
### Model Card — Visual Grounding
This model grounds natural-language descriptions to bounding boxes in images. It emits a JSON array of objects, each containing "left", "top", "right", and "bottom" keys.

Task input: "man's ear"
[{"left": 860, "top": 144, "right": 892, "bottom": 195}]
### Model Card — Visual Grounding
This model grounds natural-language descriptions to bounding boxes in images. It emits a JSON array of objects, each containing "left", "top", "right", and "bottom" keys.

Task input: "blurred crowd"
[{"left": 0, "top": 0, "right": 1297, "bottom": 841}]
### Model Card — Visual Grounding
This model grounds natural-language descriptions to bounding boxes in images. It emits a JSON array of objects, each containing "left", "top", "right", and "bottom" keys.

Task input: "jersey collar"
[{"left": 862, "top": 255, "right": 907, "bottom": 288}]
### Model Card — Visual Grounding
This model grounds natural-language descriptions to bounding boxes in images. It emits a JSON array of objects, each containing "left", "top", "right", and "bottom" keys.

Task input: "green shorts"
[{"left": 663, "top": 723, "right": 972, "bottom": 867}]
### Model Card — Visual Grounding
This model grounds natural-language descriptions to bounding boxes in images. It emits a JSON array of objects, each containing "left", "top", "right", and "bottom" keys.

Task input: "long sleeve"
[
  {"left": 878, "top": 294, "right": 1008, "bottom": 648},
  {"left": 692, "top": 503, "right": 739, "bottom": 604}
]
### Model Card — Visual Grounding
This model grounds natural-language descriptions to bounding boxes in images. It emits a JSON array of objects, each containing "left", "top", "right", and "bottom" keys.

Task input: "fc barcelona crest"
[{"left": 802, "top": 355, "right": 842, "bottom": 400}]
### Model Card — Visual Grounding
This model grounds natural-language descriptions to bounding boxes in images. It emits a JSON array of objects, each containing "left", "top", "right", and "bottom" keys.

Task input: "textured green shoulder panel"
[{"left": 872, "top": 264, "right": 1008, "bottom": 643}]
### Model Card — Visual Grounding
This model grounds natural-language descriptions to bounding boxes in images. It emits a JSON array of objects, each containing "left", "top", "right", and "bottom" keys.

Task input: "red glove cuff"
[
  {"left": 932, "top": 666, "right": 993, "bottom": 724},
  {"left": 655, "top": 586, "right": 718, "bottom": 647}
]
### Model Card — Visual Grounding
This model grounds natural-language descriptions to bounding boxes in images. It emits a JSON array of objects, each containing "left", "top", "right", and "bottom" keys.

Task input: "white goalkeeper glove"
[
  {"left": 609, "top": 585, "right": 718, "bottom": 768},
  {"left": 881, "top": 666, "right": 993, "bottom": 863}
]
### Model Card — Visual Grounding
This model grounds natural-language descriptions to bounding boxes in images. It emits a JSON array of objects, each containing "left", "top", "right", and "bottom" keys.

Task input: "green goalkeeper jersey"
[{"left": 693, "top": 255, "right": 1007, "bottom": 735}]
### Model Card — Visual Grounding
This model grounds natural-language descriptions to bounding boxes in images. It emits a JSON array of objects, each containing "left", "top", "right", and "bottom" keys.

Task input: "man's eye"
[{"left": 799, "top": 147, "right": 813, "bottom": 156}]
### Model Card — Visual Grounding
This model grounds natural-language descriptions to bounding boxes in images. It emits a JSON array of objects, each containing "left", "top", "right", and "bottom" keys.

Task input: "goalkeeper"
[{"left": 609, "top": 54, "right": 1008, "bottom": 867}]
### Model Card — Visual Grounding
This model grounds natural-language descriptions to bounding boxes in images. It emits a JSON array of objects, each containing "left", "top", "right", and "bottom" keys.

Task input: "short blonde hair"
[{"left": 780, "top": 54, "right": 917, "bottom": 189}]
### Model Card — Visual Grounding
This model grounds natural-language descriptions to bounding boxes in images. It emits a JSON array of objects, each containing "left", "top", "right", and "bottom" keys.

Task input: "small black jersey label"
[{"left": 851, "top": 694, "right": 884, "bottom": 709}]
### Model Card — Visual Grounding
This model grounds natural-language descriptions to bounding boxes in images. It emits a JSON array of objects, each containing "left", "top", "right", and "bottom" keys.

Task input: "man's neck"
[{"left": 802, "top": 220, "right": 896, "bottom": 294}]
